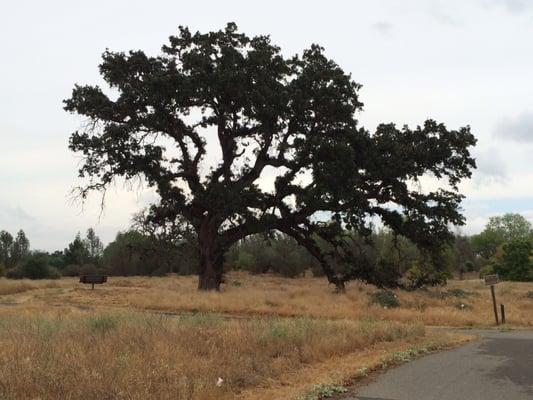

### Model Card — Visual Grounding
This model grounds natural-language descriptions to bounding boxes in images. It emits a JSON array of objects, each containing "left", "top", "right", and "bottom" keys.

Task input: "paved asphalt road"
[{"left": 345, "top": 330, "right": 533, "bottom": 400}]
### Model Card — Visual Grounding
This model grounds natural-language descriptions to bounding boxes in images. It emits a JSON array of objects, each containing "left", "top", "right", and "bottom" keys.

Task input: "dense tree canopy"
[
  {"left": 65, "top": 23, "right": 476, "bottom": 290},
  {"left": 485, "top": 213, "right": 532, "bottom": 242},
  {"left": 492, "top": 239, "right": 533, "bottom": 281},
  {"left": 0, "top": 229, "right": 30, "bottom": 268},
  {"left": 0, "top": 231, "right": 14, "bottom": 268},
  {"left": 472, "top": 213, "right": 532, "bottom": 260}
]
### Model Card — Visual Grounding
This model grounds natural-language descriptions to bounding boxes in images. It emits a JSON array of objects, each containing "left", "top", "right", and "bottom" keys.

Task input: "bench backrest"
[{"left": 79, "top": 275, "right": 108, "bottom": 284}]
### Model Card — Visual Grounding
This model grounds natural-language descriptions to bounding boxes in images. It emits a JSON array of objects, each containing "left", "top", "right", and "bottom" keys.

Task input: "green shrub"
[
  {"left": 270, "top": 238, "right": 308, "bottom": 278},
  {"left": 369, "top": 290, "right": 400, "bottom": 308},
  {"left": 310, "top": 261, "right": 325, "bottom": 277},
  {"left": 150, "top": 265, "right": 169, "bottom": 277},
  {"left": 47, "top": 267, "right": 61, "bottom": 280},
  {"left": 0, "top": 263, "right": 5, "bottom": 277},
  {"left": 236, "top": 251, "right": 255, "bottom": 271},
  {"left": 464, "top": 260, "right": 475, "bottom": 272},
  {"left": 21, "top": 253, "right": 52, "bottom": 279},
  {"left": 61, "top": 264, "right": 80, "bottom": 277},
  {"left": 303, "top": 383, "right": 349, "bottom": 400},
  {"left": 526, "top": 291, "right": 533, "bottom": 299},
  {"left": 6, "top": 267, "right": 23, "bottom": 279},
  {"left": 493, "top": 240, "right": 533, "bottom": 281},
  {"left": 79, "top": 264, "right": 104, "bottom": 275},
  {"left": 479, "top": 264, "right": 494, "bottom": 278}
]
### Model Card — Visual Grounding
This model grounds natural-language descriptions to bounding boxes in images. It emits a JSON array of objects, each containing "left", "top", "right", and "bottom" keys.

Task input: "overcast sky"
[{"left": 1, "top": 0, "right": 532, "bottom": 250}]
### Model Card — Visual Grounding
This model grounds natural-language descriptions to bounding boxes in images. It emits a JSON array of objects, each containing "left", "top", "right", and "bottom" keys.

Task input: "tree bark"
[
  {"left": 197, "top": 220, "right": 224, "bottom": 291},
  {"left": 333, "top": 280, "right": 346, "bottom": 293},
  {"left": 197, "top": 255, "right": 222, "bottom": 290}
]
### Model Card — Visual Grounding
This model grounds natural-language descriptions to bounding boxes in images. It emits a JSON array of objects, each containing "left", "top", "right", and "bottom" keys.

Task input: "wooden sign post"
[{"left": 484, "top": 274, "right": 500, "bottom": 325}]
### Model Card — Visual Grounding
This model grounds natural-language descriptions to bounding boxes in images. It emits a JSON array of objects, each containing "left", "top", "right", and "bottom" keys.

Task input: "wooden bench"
[{"left": 79, "top": 274, "right": 108, "bottom": 289}]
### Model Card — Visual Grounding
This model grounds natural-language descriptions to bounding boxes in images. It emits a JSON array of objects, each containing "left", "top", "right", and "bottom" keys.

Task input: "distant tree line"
[
  {"left": 0, "top": 210, "right": 200, "bottom": 279},
  {"left": 0, "top": 212, "right": 531, "bottom": 284}
]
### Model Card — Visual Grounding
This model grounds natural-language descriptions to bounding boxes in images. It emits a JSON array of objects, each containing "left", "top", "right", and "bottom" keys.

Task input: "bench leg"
[{"left": 92, "top": 283, "right": 94, "bottom": 290}]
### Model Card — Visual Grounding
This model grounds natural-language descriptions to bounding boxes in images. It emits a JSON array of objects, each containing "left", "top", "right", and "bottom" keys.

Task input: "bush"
[
  {"left": 6, "top": 267, "right": 23, "bottom": 279},
  {"left": 0, "top": 263, "right": 5, "bottom": 277},
  {"left": 236, "top": 251, "right": 255, "bottom": 271},
  {"left": 6, "top": 253, "right": 61, "bottom": 280},
  {"left": 271, "top": 251, "right": 305, "bottom": 278},
  {"left": 493, "top": 240, "right": 533, "bottom": 281},
  {"left": 310, "top": 261, "right": 325, "bottom": 277},
  {"left": 62, "top": 263, "right": 102, "bottom": 277},
  {"left": 464, "top": 260, "right": 475, "bottom": 272},
  {"left": 270, "top": 238, "right": 308, "bottom": 278},
  {"left": 21, "top": 253, "right": 53, "bottom": 279},
  {"left": 79, "top": 264, "right": 102, "bottom": 275},
  {"left": 369, "top": 290, "right": 400, "bottom": 308},
  {"left": 61, "top": 264, "right": 81, "bottom": 277},
  {"left": 150, "top": 265, "right": 169, "bottom": 277},
  {"left": 479, "top": 264, "right": 494, "bottom": 278},
  {"left": 48, "top": 267, "right": 61, "bottom": 280}
]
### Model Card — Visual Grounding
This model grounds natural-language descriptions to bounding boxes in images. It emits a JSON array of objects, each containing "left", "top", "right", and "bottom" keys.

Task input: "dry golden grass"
[
  {"left": 0, "top": 308, "right": 433, "bottom": 400},
  {"left": 1, "top": 273, "right": 530, "bottom": 327},
  {"left": 0, "top": 278, "right": 66, "bottom": 296},
  {"left": 240, "top": 331, "right": 473, "bottom": 400},
  {"left": 0, "top": 274, "right": 488, "bottom": 399}
]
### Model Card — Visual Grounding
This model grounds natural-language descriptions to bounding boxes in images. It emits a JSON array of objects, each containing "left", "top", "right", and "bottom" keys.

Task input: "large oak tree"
[{"left": 65, "top": 23, "right": 476, "bottom": 290}]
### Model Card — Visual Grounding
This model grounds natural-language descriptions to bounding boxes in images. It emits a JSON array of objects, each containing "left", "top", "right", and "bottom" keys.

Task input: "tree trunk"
[
  {"left": 334, "top": 280, "right": 346, "bottom": 293},
  {"left": 198, "top": 256, "right": 221, "bottom": 290},
  {"left": 197, "top": 220, "right": 224, "bottom": 291}
]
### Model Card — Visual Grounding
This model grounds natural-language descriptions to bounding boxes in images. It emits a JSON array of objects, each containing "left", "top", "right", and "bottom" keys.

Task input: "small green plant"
[
  {"left": 379, "top": 345, "right": 431, "bottom": 369},
  {"left": 526, "top": 291, "right": 533, "bottom": 299},
  {"left": 369, "top": 290, "right": 400, "bottom": 308},
  {"left": 262, "top": 320, "right": 290, "bottom": 341},
  {"left": 86, "top": 314, "right": 119, "bottom": 333},
  {"left": 301, "top": 383, "right": 349, "bottom": 400}
]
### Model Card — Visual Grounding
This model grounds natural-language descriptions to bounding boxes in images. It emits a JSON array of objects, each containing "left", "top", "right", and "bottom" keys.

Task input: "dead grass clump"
[{"left": 0, "top": 310, "right": 425, "bottom": 400}]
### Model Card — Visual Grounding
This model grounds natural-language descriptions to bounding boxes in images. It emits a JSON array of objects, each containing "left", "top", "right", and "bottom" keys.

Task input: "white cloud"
[
  {"left": 494, "top": 111, "right": 533, "bottom": 142},
  {"left": 486, "top": 0, "right": 529, "bottom": 14},
  {"left": 471, "top": 146, "right": 508, "bottom": 184},
  {"left": 429, "top": 11, "right": 462, "bottom": 27},
  {"left": 371, "top": 22, "right": 393, "bottom": 35}
]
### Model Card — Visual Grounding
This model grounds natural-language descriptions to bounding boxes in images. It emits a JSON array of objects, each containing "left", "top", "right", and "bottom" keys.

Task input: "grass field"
[
  {"left": 0, "top": 273, "right": 528, "bottom": 399},
  {"left": 0, "top": 308, "right": 461, "bottom": 399},
  {"left": 1, "top": 272, "right": 532, "bottom": 327}
]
